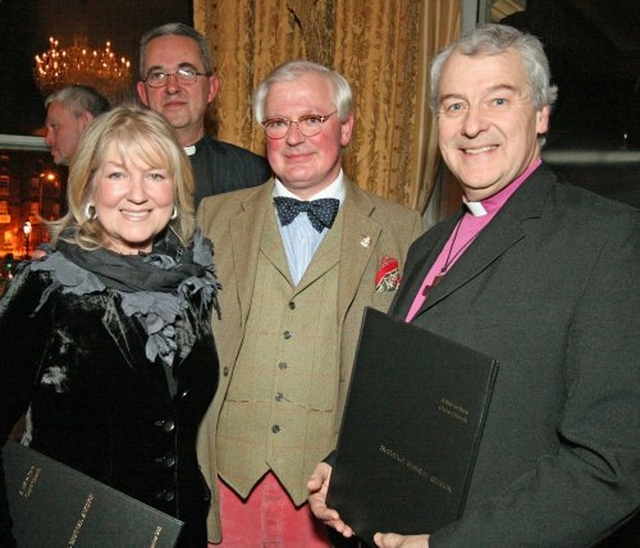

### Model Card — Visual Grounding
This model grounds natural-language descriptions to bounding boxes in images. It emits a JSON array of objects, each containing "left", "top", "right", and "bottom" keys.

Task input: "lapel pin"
[{"left": 360, "top": 235, "right": 371, "bottom": 248}]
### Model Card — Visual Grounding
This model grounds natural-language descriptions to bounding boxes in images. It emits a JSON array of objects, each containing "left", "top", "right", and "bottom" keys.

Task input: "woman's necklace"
[{"left": 422, "top": 216, "right": 479, "bottom": 296}]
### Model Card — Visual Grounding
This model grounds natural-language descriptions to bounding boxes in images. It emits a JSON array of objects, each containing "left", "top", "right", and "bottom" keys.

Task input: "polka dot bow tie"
[{"left": 273, "top": 197, "right": 340, "bottom": 232}]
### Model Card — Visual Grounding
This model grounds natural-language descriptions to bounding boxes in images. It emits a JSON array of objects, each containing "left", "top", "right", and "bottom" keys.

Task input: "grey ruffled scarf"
[{"left": 30, "top": 229, "right": 220, "bottom": 367}]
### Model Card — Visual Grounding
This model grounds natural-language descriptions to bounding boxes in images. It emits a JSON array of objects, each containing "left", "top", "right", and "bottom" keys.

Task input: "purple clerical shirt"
[{"left": 405, "top": 157, "right": 542, "bottom": 322}]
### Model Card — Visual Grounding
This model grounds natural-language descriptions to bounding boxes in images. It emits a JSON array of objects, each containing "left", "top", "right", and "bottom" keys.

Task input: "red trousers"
[{"left": 210, "top": 472, "right": 330, "bottom": 547}]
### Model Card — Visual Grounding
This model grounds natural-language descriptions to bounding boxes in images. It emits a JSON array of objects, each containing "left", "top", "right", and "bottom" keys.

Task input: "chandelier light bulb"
[{"left": 34, "top": 36, "right": 132, "bottom": 101}]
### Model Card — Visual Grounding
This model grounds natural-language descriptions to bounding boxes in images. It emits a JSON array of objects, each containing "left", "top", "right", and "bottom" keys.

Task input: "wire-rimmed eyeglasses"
[
  {"left": 261, "top": 111, "right": 338, "bottom": 139},
  {"left": 143, "top": 66, "right": 209, "bottom": 88}
]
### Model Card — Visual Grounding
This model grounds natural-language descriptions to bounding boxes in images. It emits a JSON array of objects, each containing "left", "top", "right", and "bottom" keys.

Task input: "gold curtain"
[
  {"left": 413, "top": 1, "right": 461, "bottom": 214},
  {"left": 194, "top": 0, "right": 460, "bottom": 214}
]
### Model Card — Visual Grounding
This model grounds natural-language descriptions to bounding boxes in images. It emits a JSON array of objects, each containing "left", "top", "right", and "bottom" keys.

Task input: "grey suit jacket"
[
  {"left": 196, "top": 177, "right": 424, "bottom": 541},
  {"left": 392, "top": 163, "right": 640, "bottom": 546}
]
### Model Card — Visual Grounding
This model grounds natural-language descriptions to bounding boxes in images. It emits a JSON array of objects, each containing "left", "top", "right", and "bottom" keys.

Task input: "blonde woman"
[{"left": 0, "top": 105, "right": 220, "bottom": 547}]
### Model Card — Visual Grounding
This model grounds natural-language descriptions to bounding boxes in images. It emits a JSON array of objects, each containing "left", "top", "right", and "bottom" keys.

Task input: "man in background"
[
  {"left": 309, "top": 23, "right": 640, "bottom": 547},
  {"left": 196, "top": 60, "right": 423, "bottom": 546},
  {"left": 137, "top": 23, "right": 271, "bottom": 206},
  {"left": 44, "top": 84, "right": 110, "bottom": 165}
]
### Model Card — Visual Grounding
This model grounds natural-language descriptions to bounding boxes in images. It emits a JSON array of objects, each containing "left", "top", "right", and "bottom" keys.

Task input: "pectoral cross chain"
[{"left": 421, "top": 216, "right": 480, "bottom": 300}]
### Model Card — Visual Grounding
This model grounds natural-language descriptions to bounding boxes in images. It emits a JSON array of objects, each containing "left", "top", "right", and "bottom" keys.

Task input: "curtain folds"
[
  {"left": 194, "top": 0, "right": 460, "bottom": 214},
  {"left": 414, "top": 0, "right": 461, "bottom": 213}
]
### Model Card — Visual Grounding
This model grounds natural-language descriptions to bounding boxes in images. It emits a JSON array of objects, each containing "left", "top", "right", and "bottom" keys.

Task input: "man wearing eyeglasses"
[
  {"left": 196, "top": 61, "right": 423, "bottom": 546},
  {"left": 136, "top": 23, "right": 271, "bottom": 206}
]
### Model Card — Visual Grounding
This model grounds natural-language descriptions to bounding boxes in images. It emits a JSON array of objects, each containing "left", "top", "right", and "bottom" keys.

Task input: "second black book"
[{"left": 327, "top": 307, "right": 499, "bottom": 546}]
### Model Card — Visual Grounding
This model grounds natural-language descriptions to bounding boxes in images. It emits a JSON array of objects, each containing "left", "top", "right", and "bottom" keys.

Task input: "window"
[{"left": 463, "top": 0, "right": 640, "bottom": 208}]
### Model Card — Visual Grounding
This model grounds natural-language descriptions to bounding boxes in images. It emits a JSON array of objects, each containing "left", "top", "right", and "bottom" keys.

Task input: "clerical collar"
[
  {"left": 272, "top": 170, "right": 346, "bottom": 204},
  {"left": 184, "top": 135, "right": 205, "bottom": 156},
  {"left": 464, "top": 200, "right": 487, "bottom": 217},
  {"left": 463, "top": 157, "right": 542, "bottom": 217}
]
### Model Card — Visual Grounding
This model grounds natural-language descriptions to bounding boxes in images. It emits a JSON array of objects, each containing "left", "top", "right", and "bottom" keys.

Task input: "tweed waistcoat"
[{"left": 216, "top": 215, "right": 343, "bottom": 505}]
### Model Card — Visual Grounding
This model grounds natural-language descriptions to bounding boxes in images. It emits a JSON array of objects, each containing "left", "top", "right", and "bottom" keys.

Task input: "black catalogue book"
[
  {"left": 2, "top": 440, "right": 184, "bottom": 547},
  {"left": 327, "top": 307, "right": 498, "bottom": 546}
]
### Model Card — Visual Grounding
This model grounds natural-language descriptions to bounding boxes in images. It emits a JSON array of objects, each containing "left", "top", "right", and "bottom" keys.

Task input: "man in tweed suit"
[
  {"left": 196, "top": 60, "right": 424, "bottom": 546},
  {"left": 137, "top": 23, "right": 271, "bottom": 206}
]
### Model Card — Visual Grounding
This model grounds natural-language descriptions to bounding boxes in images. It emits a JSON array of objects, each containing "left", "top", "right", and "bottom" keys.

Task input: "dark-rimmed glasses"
[
  {"left": 143, "top": 66, "right": 209, "bottom": 88},
  {"left": 261, "top": 111, "right": 338, "bottom": 139}
]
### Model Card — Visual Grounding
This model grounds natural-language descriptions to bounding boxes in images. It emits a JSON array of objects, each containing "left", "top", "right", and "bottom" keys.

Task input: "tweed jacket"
[
  {"left": 189, "top": 135, "right": 271, "bottom": 207},
  {"left": 391, "top": 163, "right": 640, "bottom": 546},
  {"left": 196, "top": 177, "right": 424, "bottom": 541},
  {"left": 0, "top": 262, "right": 219, "bottom": 548}
]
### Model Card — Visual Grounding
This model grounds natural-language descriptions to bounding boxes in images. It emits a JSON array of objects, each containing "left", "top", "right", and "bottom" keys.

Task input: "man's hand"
[
  {"left": 307, "top": 462, "right": 355, "bottom": 537},
  {"left": 374, "top": 533, "right": 430, "bottom": 548},
  {"left": 308, "top": 463, "right": 431, "bottom": 546}
]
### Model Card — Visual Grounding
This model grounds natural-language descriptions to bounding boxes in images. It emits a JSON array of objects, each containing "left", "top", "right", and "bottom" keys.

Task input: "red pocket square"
[{"left": 375, "top": 255, "right": 401, "bottom": 292}]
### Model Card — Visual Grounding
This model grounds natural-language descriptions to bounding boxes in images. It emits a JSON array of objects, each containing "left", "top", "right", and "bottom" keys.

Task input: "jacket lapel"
[
  {"left": 391, "top": 214, "right": 459, "bottom": 321},
  {"left": 336, "top": 180, "right": 382, "bottom": 322},
  {"left": 406, "top": 165, "right": 554, "bottom": 319},
  {"left": 229, "top": 181, "right": 282, "bottom": 321},
  {"left": 295, "top": 213, "right": 341, "bottom": 289},
  {"left": 259, "top": 199, "right": 292, "bottom": 281},
  {"left": 420, "top": 212, "right": 525, "bottom": 312}
]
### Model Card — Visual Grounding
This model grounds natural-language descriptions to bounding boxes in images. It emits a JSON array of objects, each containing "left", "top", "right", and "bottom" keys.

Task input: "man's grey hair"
[
  {"left": 139, "top": 22, "right": 214, "bottom": 78},
  {"left": 44, "top": 85, "right": 110, "bottom": 118},
  {"left": 429, "top": 23, "right": 558, "bottom": 114},
  {"left": 252, "top": 60, "right": 353, "bottom": 124}
]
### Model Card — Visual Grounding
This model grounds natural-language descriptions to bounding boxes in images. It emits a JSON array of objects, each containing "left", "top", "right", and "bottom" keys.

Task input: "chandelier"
[{"left": 34, "top": 36, "right": 132, "bottom": 101}]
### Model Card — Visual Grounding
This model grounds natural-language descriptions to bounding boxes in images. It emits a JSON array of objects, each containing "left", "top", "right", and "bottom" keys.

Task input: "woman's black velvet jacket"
[{"left": 0, "top": 262, "right": 219, "bottom": 547}]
